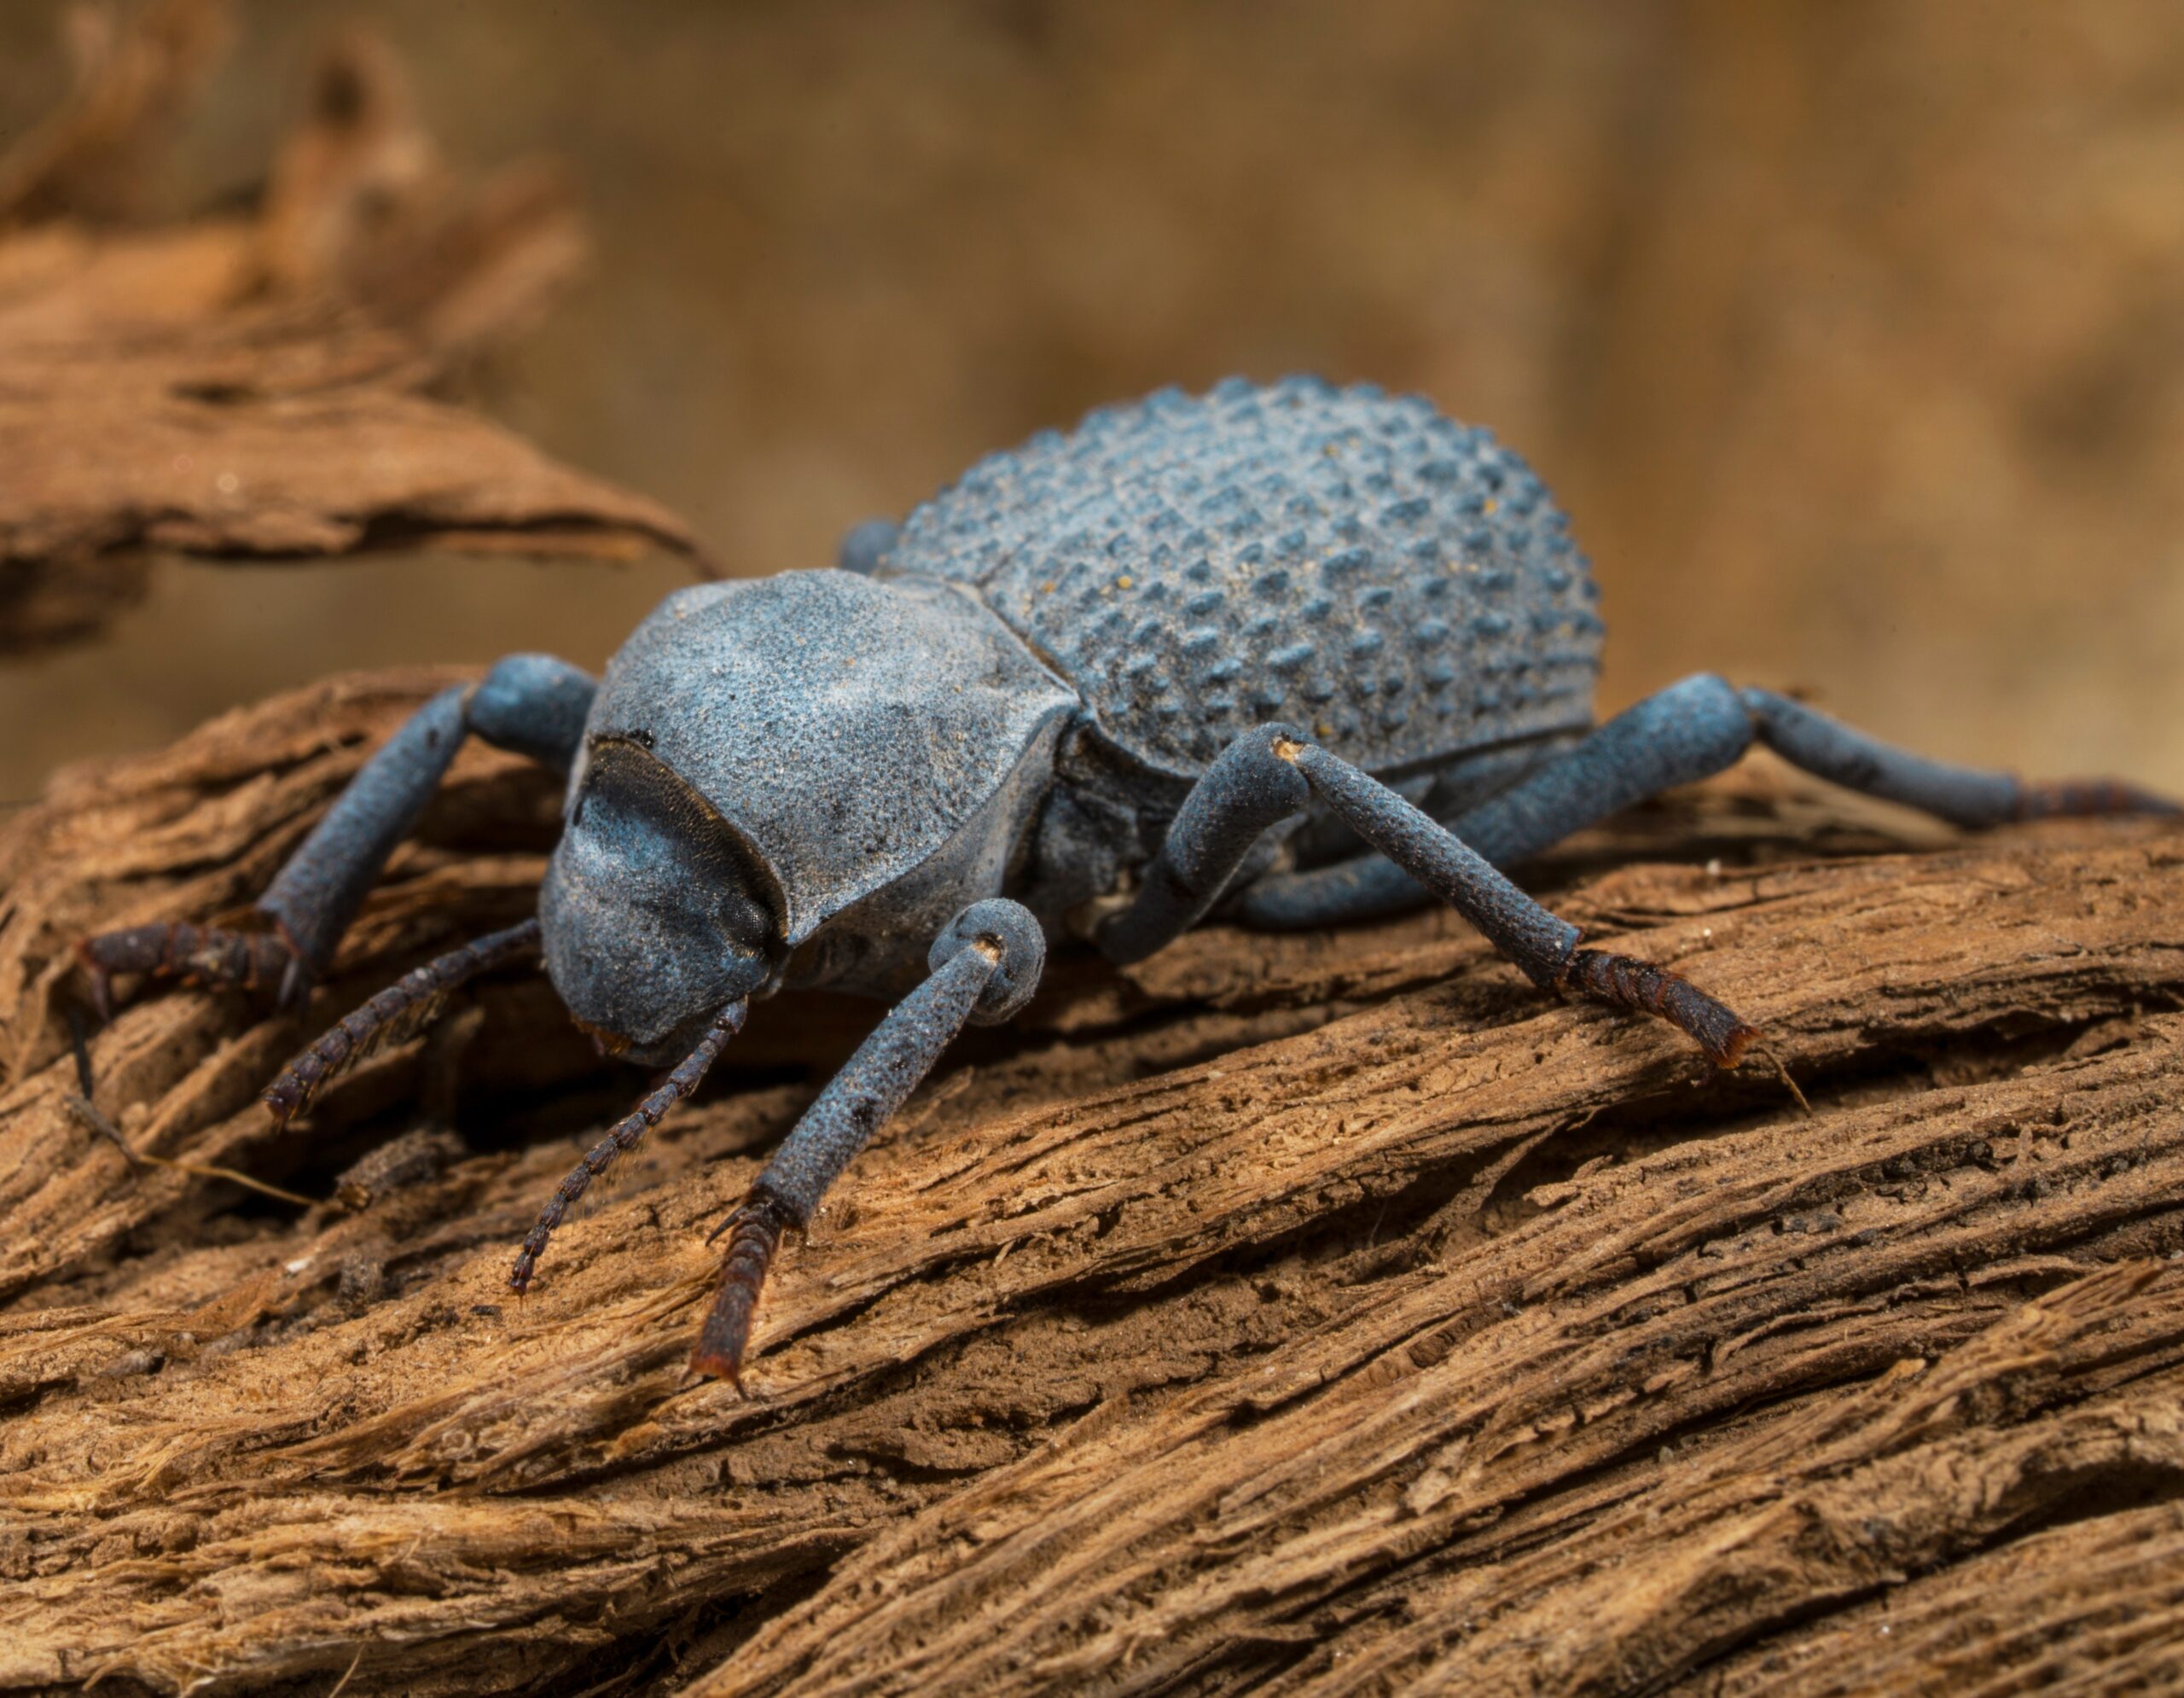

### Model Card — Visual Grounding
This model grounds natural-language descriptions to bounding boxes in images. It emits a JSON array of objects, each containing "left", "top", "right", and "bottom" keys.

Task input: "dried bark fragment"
[
  {"left": 0, "top": 676, "right": 2178, "bottom": 1695},
  {"left": 0, "top": 0, "right": 232, "bottom": 228},
  {"left": 0, "top": 6, "right": 702, "bottom": 654}
]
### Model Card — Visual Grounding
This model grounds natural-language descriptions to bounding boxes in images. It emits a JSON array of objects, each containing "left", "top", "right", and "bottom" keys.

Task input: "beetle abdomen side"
[{"left": 879, "top": 376, "right": 1604, "bottom": 778}]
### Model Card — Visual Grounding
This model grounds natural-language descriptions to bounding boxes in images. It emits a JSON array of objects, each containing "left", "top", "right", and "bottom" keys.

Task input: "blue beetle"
[{"left": 80, "top": 377, "right": 2177, "bottom": 1385}]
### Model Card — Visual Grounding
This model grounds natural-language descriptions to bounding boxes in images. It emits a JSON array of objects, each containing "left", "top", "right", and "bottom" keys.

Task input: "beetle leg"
[
  {"left": 1239, "top": 674, "right": 1755, "bottom": 928},
  {"left": 1102, "top": 721, "right": 1759, "bottom": 1067},
  {"left": 76, "top": 654, "right": 593, "bottom": 1015},
  {"left": 76, "top": 922, "right": 294, "bottom": 1019},
  {"left": 1739, "top": 689, "right": 2180, "bottom": 825},
  {"left": 1239, "top": 675, "right": 2181, "bottom": 930},
  {"left": 690, "top": 898, "right": 1044, "bottom": 1392},
  {"left": 835, "top": 517, "right": 900, "bottom": 576}
]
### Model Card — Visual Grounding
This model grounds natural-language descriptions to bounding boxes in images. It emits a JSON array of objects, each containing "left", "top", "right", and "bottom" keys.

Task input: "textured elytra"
[{"left": 882, "top": 375, "right": 1604, "bottom": 777}]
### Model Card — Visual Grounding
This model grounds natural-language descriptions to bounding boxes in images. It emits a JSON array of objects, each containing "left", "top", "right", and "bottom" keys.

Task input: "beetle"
[{"left": 78, "top": 376, "right": 2177, "bottom": 1387}]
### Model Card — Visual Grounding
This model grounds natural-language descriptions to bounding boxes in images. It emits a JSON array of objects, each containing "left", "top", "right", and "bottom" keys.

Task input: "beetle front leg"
[
  {"left": 77, "top": 654, "right": 594, "bottom": 1015},
  {"left": 77, "top": 922, "right": 293, "bottom": 1020},
  {"left": 691, "top": 898, "right": 1046, "bottom": 1391}
]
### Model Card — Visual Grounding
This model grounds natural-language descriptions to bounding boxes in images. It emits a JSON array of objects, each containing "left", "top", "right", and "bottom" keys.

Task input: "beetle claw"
[{"left": 1558, "top": 946, "right": 1759, "bottom": 1068}]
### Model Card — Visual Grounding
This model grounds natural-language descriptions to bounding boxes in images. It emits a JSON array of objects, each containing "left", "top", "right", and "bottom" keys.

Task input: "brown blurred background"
[{"left": 3, "top": 0, "right": 2181, "bottom": 800}]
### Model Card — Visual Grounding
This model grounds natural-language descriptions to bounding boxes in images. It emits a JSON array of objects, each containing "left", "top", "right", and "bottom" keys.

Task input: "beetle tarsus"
[
  {"left": 1558, "top": 946, "right": 1758, "bottom": 1068},
  {"left": 76, "top": 922, "right": 293, "bottom": 1020},
  {"left": 2013, "top": 777, "right": 2181, "bottom": 821},
  {"left": 691, "top": 1189, "right": 795, "bottom": 1393}
]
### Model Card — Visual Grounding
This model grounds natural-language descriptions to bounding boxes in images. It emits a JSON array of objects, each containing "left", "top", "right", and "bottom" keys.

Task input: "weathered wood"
[
  {"left": 0, "top": 4, "right": 700, "bottom": 654},
  {"left": 0, "top": 674, "right": 2178, "bottom": 1695},
  {"left": 0, "top": 0, "right": 230, "bottom": 228}
]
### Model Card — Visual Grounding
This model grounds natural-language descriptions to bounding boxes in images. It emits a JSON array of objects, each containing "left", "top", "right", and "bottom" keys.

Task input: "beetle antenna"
[
  {"left": 508, "top": 997, "right": 748, "bottom": 1295},
  {"left": 262, "top": 918, "right": 543, "bottom": 1126}
]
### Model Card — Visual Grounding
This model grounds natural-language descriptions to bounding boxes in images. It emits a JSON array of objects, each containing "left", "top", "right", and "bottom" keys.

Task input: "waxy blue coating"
[
  {"left": 930, "top": 898, "right": 1046, "bottom": 1023},
  {"left": 874, "top": 375, "right": 1603, "bottom": 779},
  {"left": 1740, "top": 688, "right": 2019, "bottom": 828},
  {"left": 1098, "top": 723, "right": 1310, "bottom": 964},
  {"left": 263, "top": 654, "right": 595, "bottom": 972},
  {"left": 1237, "top": 672, "right": 1757, "bottom": 928},
  {"left": 263, "top": 685, "right": 470, "bottom": 971},
  {"left": 753, "top": 919, "right": 1007, "bottom": 1224},
  {"left": 1288, "top": 739, "right": 1580, "bottom": 986}
]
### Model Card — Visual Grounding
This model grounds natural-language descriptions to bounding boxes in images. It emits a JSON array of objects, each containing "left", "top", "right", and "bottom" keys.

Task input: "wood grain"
[{"left": 0, "top": 674, "right": 2178, "bottom": 1695}]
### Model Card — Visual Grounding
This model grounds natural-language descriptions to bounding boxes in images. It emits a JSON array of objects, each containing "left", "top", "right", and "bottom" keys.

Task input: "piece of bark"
[
  {"left": 0, "top": 0, "right": 232, "bottom": 229},
  {"left": 0, "top": 9, "right": 702, "bottom": 654},
  {"left": 248, "top": 27, "right": 590, "bottom": 362},
  {"left": 0, "top": 674, "right": 2179, "bottom": 1695}
]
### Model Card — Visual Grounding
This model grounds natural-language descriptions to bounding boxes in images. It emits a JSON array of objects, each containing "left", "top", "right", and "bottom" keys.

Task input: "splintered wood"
[
  {"left": 0, "top": 0, "right": 699, "bottom": 654},
  {"left": 0, "top": 673, "right": 2179, "bottom": 1695}
]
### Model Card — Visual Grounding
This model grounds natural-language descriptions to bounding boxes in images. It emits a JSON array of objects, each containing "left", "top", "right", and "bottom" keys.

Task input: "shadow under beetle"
[{"left": 79, "top": 377, "right": 2179, "bottom": 1387}]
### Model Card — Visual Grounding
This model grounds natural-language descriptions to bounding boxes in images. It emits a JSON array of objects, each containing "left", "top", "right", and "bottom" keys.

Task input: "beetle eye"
[{"left": 576, "top": 736, "right": 784, "bottom": 959}]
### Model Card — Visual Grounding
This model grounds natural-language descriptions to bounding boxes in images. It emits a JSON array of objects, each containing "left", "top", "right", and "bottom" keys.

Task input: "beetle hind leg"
[
  {"left": 1236, "top": 674, "right": 2181, "bottom": 931},
  {"left": 1739, "top": 689, "right": 2180, "bottom": 826},
  {"left": 1101, "top": 720, "right": 1760, "bottom": 1068}
]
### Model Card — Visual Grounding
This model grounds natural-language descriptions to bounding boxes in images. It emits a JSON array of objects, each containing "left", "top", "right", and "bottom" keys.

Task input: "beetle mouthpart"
[
  {"left": 690, "top": 1190, "right": 797, "bottom": 1394},
  {"left": 569, "top": 1014, "right": 632, "bottom": 1057}
]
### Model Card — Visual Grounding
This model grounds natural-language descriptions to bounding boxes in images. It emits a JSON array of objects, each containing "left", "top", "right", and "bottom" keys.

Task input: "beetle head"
[{"left": 541, "top": 735, "right": 781, "bottom": 1063}]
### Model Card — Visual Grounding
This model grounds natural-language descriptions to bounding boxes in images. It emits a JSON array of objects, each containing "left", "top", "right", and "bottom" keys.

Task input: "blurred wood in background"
[
  {"left": 0, "top": 1, "right": 2178, "bottom": 793},
  {"left": 0, "top": 1, "right": 696, "bottom": 660}
]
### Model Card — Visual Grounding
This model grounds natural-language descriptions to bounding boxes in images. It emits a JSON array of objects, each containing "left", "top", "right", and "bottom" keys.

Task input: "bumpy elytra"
[{"left": 78, "top": 376, "right": 2179, "bottom": 1388}]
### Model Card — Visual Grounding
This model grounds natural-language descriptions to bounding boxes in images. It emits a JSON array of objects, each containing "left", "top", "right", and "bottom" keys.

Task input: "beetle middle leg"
[
  {"left": 689, "top": 898, "right": 1045, "bottom": 1390},
  {"left": 1237, "top": 674, "right": 2180, "bottom": 928},
  {"left": 1102, "top": 720, "right": 1761, "bottom": 1068},
  {"left": 834, "top": 518, "right": 900, "bottom": 576}
]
